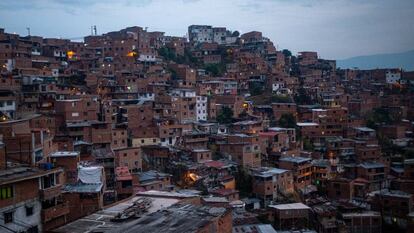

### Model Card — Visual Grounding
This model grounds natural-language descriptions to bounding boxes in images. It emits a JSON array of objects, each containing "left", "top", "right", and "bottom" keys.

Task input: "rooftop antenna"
[
  {"left": 26, "top": 27, "right": 30, "bottom": 36},
  {"left": 94, "top": 25, "right": 97, "bottom": 35}
]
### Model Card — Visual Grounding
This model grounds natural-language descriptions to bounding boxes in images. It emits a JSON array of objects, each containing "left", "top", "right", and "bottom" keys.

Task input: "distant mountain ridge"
[{"left": 337, "top": 50, "right": 414, "bottom": 71}]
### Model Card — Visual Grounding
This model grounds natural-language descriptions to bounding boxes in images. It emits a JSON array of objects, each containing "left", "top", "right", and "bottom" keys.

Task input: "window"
[
  {"left": 27, "top": 226, "right": 38, "bottom": 233},
  {"left": 122, "top": 180, "right": 132, "bottom": 188},
  {"left": 26, "top": 206, "right": 34, "bottom": 216},
  {"left": 0, "top": 186, "right": 13, "bottom": 199},
  {"left": 41, "top": 174, "right": 55, "bottom": 189},
  {"left": 4, "top": 211, "right": 13, "bottom": 223}
]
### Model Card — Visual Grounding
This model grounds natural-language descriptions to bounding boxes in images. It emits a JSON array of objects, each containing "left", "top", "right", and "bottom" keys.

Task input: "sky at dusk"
[{"left": 0, "top": 0, "right": 413, "bottom": 59}]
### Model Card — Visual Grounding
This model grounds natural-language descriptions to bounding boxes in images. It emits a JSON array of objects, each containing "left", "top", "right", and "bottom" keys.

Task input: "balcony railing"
[
  {"left": 39, "top": 184, "right": 62, "bottom": 200},
  {"left": 41, "top": 202, "right": 69, "bottom": 222}
]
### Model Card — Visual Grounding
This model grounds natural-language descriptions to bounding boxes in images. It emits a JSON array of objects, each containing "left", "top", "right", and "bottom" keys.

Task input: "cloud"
[
  {"left": 0, "top": 0, "right": 43, "bottom": 11},
  {"left": 181, "top": 0, "right": 201, "bottom": 3},
  {"left": 0, "top": 0, "right": 154, "bottom": 11}
]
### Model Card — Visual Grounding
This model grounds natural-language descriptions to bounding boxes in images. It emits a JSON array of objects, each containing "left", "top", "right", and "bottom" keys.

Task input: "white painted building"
[
  {"left": 171, "top": 89, "right": 196, "bottom": 98},
  {"left": 138, "top": 54, "right": 156, "bottom": 62},
  {"left": 5, "top": 59, "right": 13, "bottom": 71},
  {"left": 137, "top": 92, "right": 155, "bottom": 102},
  {"left": 0, "top": 167, "right": 62, "bottom": 233},
  {"left": 0, "top": 99, "right": 16, "bottom": 118},
  {"left": 189, "top": 25, "right": 239, "bottom": 45},
  {"left": 52, "top": 68, "right": 59, "bottom": 77},
  {"left": 0, "top": 198, "right": 42, "bottom": 233},
  {"left": 196, "top": 96, "right": 208, "bottom": 121},
  {"left": 160, "top": 136, "right": 178, "bottom": 147},
  {"left": 225, "top": 36, "right": 238, "bottom": 45},
  {"left": 272, "top": 82, "right": 284, "bottom": 92},
  {"left": 213, "top": 27, "right": 227, "bottom": 45},
  {"left": 53, "top": 49, "right": 66, "bottom": 58},
  {"left": 386, "top": 69, "right": 401, "bottom": 84},
  {"left": 188, "top": 25, "right": 213, "bottom": 44}
]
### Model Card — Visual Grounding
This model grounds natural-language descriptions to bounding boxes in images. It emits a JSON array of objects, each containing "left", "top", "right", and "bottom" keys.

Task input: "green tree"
[
  {"left": 159, "top": 47, "right": 198, "bottom": 65},
  {"left": 294, "top": 87, "right": 312, "bottom": 105},
  {"left": 158, "top": 47, "right": 176, "bottom": 61},
  {"left": 303, "top": 138, "right": 314, "bottom": 151},
  {"left": 204, "top": 63, "right": 226, "bottom": 77},
  {"left": 366, "top": 108, "right": 394, "bottom": 129},
  {"left": 289, "top": 56, "right": 301, "bottom": 76},
  {"left": 249, "top": 82, "right": 264, "bottom": 96},
  {"left": 404, "top": 148, "right": 414, "bottom": 159},
  {"left": 217, "top": 107, "right": 234, "bottom": 124},
  {"left": 271, "top": 94, "right": 292, "bottom": 103},
  {"left": 279, "top": 113, "right": 296, "bottom": 128},
  {"left": 282, "top": 49, "right": 292, "bottom": 57},
  {"left": 232, "top": 31, "right": 240, "bottom": 37},
  {"left": 235, "top": 166, "right": 252, "bottom": 197}
]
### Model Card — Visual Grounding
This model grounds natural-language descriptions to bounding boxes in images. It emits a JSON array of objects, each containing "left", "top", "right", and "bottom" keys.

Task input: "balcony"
[
  {"left": 39, "top": 184, "right": 62, "bottom": 200},
  {"left": 41, "top": 202, "right": 70, "bottom": 222},
  {"left": 23, "top": 96, "right": 39, "bottom": 102},
  {"left": 184, "top": 137, "right": 208, "bottom": 143}
]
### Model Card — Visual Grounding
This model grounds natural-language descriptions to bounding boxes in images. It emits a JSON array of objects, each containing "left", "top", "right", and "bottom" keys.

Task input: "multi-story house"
[
  {"left": 278, "top": 156, "right": 312, "bottom": 190},
  {"left": 251, "top": 167, "right": 294, "bottom": 205}
]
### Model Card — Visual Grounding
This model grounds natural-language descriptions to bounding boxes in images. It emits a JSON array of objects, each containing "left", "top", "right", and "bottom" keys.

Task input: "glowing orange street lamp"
[
  {"left": 127, "top": 51, "right": 137, "bottom": 57},
  {"left": 67, "top": 51, "right": 76, "bottom": 59}
]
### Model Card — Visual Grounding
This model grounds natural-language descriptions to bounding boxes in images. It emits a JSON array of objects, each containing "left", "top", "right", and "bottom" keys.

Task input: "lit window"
[{"left": 0, "top": 186, "right": 13, "bottom": 200}]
